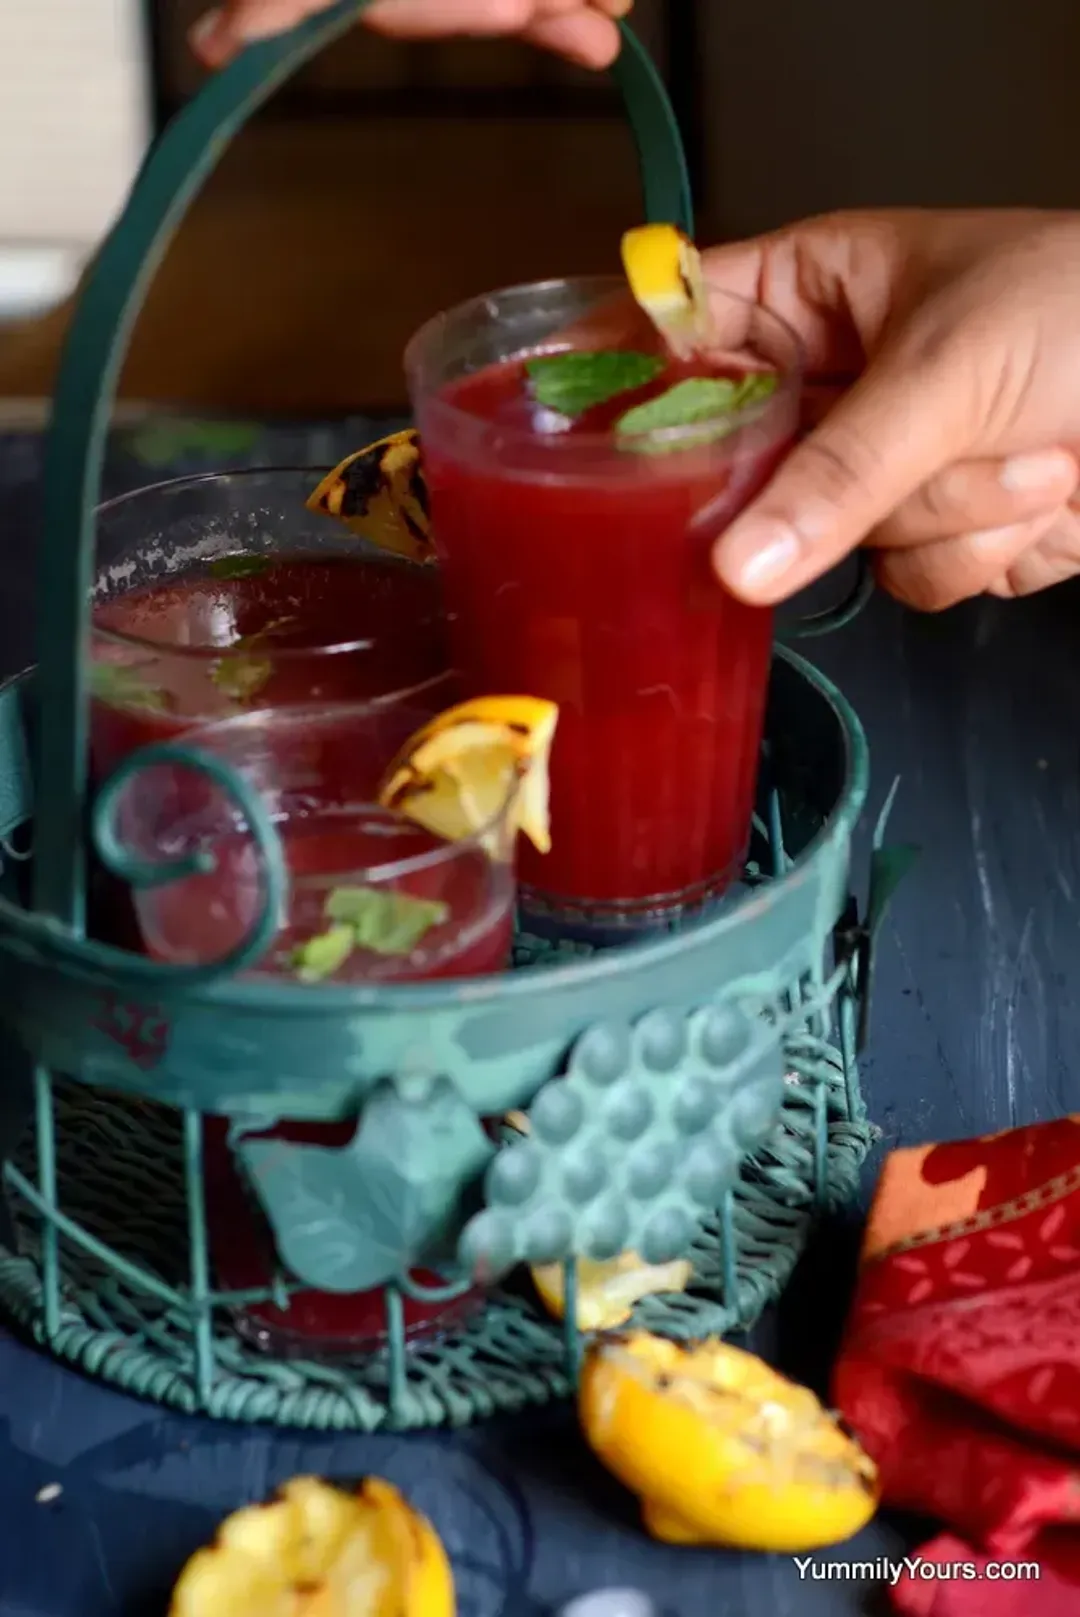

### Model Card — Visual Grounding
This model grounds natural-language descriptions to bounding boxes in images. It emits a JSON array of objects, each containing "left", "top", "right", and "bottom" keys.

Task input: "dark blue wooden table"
[{"left": 1, "top": 417, "right": 1075, "bottom": 1616}]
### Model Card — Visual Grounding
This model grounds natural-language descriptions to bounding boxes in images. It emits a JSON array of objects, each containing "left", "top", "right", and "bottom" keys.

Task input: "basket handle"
[{"left": 32, "top": 6, "right": 693, "bottom": 932}]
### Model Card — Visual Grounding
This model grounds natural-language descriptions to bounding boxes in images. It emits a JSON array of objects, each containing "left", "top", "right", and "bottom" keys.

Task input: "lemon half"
[
  {"left": 169, "top": 1476, "right": 454, "bottom": 1617},
  {"left": 579, "top": 1332, "right": 879, "bottom": 1553}
]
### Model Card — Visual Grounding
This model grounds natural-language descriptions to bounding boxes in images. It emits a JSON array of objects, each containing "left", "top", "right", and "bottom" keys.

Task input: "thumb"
[{"left": 712, "top": 346, "right": 971, "bottom": 604}]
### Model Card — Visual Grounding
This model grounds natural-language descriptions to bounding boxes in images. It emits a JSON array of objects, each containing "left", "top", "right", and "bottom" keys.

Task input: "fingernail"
[
  {"left": 716, "top": 521, "right": 801, "bottom": 598},
  {"left": 999, "top": 449, "right": 1074, "bottom": 493}
]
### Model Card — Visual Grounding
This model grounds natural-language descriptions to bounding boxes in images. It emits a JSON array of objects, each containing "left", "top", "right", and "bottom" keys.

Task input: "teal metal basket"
[{"left": 0, "top": 3, "right": 905, "bottom": 1432}]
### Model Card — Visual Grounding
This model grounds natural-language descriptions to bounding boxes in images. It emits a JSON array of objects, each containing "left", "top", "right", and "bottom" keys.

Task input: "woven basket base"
[{"left": 0, "top": 1041, "right": 872, "bottom": 1432}]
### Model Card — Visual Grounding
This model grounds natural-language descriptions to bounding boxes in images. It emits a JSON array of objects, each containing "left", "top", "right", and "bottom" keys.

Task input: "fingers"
[
  {"left": 872, "top": 449, "right": 1078, "bottom": 548},
  {"left": 190, "top": 0, "right": 627, "bottom": 68},
  {"left": 523, "top": 7, "right": 624, "bottom": 65},
  {"left": 712, "top": 342, "right": 973, "bottom": 604},
  {"left": 191, "top": 0, "right": 332, "bottom": 65},
  {"left": 874, "top": 512, "right": 1060, "bottom": 611},
  {"left": 984, "top": 507, "right": 1080, "bottom": 598},
  {"left": 361, "top": 0, "right": 534, "bottom": 37},
  {"left": 700, "top": 214, "right": 899, "bottom": 375}
]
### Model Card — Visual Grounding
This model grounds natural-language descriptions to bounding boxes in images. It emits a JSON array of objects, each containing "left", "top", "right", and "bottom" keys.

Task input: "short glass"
[
  {"left": 407, "top": 276, "right": 802, "bottom": 935},
  {"left": 90, "top": 468, "right": 450, "bottom": 780},
  {"left": 108, "top": 693, "right": 517, "bottom": 1354}
]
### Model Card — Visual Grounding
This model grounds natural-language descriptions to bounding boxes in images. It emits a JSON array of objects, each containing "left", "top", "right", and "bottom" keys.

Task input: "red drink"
[
  {"left": 186, "top": 815, "right": 510, "bottom": 1354},
  {"left": 408, "top": 276, "right": 801, "bottom": 932},
  {"left": 112, "top": 700, "right": 517, "bottom": 1354},
  {"left": 141, "top": 813, "right": 513, "bottom": 983},
  {"left": 91, "top": 551, "right": 447, "bottom": 777}
]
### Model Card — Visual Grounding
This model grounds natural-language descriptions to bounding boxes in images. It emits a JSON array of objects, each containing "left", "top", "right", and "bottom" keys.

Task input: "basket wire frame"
[
  {"left": 0, "top": 8, "right": 887, "bottom": 1435},
  {"left": 0, "top": 787, "right": 872, "bottom": 1432}
]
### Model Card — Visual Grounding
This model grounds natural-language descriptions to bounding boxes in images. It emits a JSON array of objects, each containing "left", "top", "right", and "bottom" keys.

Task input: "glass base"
[
  {"left": 518, "top": 858, "right": 748, "bottom": 949},
  {"left": 203, "top": 1120, "right": 484, "bottom": 1359},
  {"left": 222, "top": 1284, "right": 484, "bottom": 1362}
]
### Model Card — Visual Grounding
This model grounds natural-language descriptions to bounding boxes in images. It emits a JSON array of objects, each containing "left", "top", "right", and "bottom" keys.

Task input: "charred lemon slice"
[
  {"left": 378, "top": 696, "right": 557, "bottom": 855},
  {"left": 579, "top": 1333, "right": 879, "bottom": 1553},
  {"left": 169, "top": 1475, "right": 454, "bottom": 1617},
  {"left": 532, "top": 1253, "right": 693, "bottom": 1333},
  {"left": 307, "top": 429, "right": 435, "bottom": 565},
  {"left": 621, "top": 224, "right": 711, "bottom": 360}
]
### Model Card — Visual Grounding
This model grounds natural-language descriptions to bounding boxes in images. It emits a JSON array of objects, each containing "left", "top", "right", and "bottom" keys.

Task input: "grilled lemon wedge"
[
  {"left": 532, "top": 1252, "right": 693, "bottom": 1333},
  {"left": 621, "top": 224, "right": 712, "bottom": 360},
  {"left": 307, "top": 429, "right": 435, "bottom": 565},
  {"left": 169, "top": 1476, "right": 454, "bottom": 1617},
  {"left": 579, "top": 1333, "right": 879, "bottom": 1553},
  {"left": 378, "top": 695, "right": 558, "bottom": 856}
]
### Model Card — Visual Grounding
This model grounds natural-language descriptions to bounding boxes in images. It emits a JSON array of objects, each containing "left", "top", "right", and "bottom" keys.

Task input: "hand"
[
  {"left": 191, "top": 0, "right": 631, "bottom": 71},
  {"left": 705, "top": 209, "right": 1080, "bottom": 611}
]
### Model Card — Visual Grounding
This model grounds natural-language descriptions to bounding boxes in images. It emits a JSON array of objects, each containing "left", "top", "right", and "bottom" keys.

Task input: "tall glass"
[
  {"left": 90, "top": 468, "right": 450, "bottom": 780},
  {"left": 109, "top": 693, "right": 516, "bottom": 1354},
  {"left": 407, "top": 277, "right": 801, "bottom": 935}
]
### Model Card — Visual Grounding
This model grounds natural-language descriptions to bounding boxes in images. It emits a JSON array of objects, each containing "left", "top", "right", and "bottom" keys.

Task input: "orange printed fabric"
[{"left": 833, "top": 1118, "right": 1080, "bottom": 1616}]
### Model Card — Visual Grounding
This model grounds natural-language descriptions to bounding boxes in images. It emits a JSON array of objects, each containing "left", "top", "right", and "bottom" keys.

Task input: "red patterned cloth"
[{"left": 833, "top": 1119, "right": 1080, "bottom": 1615}]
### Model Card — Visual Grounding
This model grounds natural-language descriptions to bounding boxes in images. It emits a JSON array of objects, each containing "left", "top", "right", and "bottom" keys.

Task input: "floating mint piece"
[
  {"left": 616, "top": 372, "right": 779, "bottom": 453},
  {"left": 291, "top": 923, "right": 356, "bottom": 984},
  {"left": 244, "top": 615, "right": 296, "bottom": 642},
  {"left": 211, "top": 654, "right": 272, "bottom": 703},
  {"left": 209, "top": 554, "right": 271, "bottom": 580},
  {"left": 89, "top": 662, "right": 170, "bottom": 715},
  {"left": 325, "top": 885, "right": 450, "bottom": 957},
  {"left": 526, "top": 351, "right": 664, "bottom": 419}
]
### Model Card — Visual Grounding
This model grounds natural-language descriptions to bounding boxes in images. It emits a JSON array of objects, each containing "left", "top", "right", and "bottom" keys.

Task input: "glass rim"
[
  {"left": 93, "top": 465, "right": 440, "bottom": 664},
  {"left": 404, "top": 272, "right": 805, "bottom": 454},
  {"left": 158, "top": 694, "right": 518, "bottom": 882}
]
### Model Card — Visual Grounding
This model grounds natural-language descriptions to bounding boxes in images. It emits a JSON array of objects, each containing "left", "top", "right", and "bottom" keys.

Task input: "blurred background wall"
[
  {"left": 1, "top": 0, "right": 1079, "bottom": 416},
  {"left": 0, "top": 0, "right": 148, "bottom": 322},
  {"left": 699, "top": 0, "right": 1080, "bottom": 236}
]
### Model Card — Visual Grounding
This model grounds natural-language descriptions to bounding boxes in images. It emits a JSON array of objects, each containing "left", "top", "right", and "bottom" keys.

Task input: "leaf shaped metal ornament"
[{"left": 236, "top": 1077, "right": 494, "bottom": 1294}]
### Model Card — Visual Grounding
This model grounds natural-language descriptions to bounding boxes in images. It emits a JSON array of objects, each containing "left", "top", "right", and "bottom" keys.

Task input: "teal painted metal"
[
  {"left": 31, "top": 6, "right": 691, "bottom": 935},
  {"left": 0, "top": 16, "right": 902, "bottom": 1429},
  {"left": 0, "top": 650, "right": 864, "bottom": 1121},
  {"left": 0, "top": 644, "right": 894, "bottom": 1428}
]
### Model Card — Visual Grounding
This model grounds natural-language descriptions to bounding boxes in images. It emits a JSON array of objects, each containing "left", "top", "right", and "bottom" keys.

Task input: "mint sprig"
[
  {"left": 209, "top": 616, "right": 298, "bottom": 706},
  {"left": 526, "top": 350, "right": 664, "bottom": 419},
  {"left": 291, "top": 924, "right": 357, "bottom": 985},
  {"left": 291, "top": 886, "right": 451, "bottom": 982},
  {"left": 326, "top": 886, "right": 450, "bottom": 955},
  {"left": 89, "top": 662, "right": 170, "bottom": 715},
  {"left": 211, "top": 654, "right": 272, "bottom": 704},
  {"left": 209, "top": 554, "right": 271, "bottom": 580},
  {"left": 616, "top": 372, "right": 779, "bottom": 454}
]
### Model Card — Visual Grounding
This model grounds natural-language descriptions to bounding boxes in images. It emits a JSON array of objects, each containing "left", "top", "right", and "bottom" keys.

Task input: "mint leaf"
[
  {"left": 291, "top": 923, "right": 356, "bottom": 984},
  {"left": 211, "top": 654, "right": 272, "bottom": 703},
  {"left": 526, "top": 351, "right": 664, "bottom": 419},
  {"left": 616, "top": 372, "right": 779, "bottom": 453},
  {"left": 241, "top": 615, "right": 296, "bottom": 644},
  {"left": 209, "top": 555, "right": 271, "bottom": 580},
  {"left": 325, "top": 885, "right": 450, "bottom": 957},
  {"left": 89, "top": 662, "right": 170, "bottom": 715}
]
